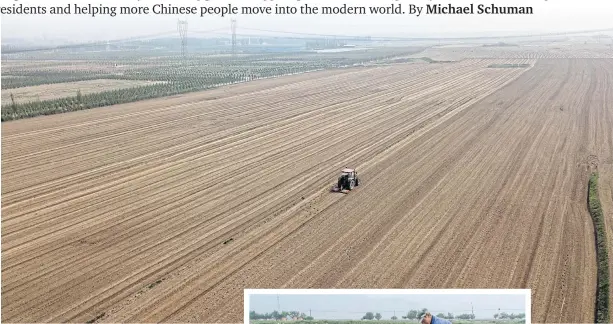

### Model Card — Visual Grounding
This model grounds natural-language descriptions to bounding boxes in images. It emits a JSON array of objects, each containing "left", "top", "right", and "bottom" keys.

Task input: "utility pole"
[
  {"left": 471, "top": 302, "right": 474, "bottom": 319},
  {"left": 231, "top": 18, "right": 238, "bottom": 57},
  {"left": 277, "top": 294, "right": 280, "bottom": 311},
  {"left": 177, "top": 19, "right": 188, "bottom": 57}
]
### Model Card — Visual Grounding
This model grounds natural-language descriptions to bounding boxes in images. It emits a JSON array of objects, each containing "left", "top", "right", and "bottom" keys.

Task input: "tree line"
[
  {"left": 249, "top": 310, "right": 314, "bottom": 321},
  {"left": 493, "top": 312, "right": 526, "bottom": 320},
  {"left": 399, "top": 308, "right": 469, "bottom": 320},
  {"left": 1, "top": 47, "right": 425, "bottom": 121},
  {"left": 1, "top": 62, "right": 329, "bottom": 121},
  {"left": 360, "top": 308, "right": 526, "bottom": 321}
]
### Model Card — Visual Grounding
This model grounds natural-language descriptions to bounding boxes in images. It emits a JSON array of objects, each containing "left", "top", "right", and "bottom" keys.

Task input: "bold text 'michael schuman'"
[{"left": 426, "top": 3, "right": 534, "bottom": 15}]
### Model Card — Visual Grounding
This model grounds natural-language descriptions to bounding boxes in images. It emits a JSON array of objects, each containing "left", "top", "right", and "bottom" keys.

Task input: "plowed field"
[
  {"left": 410, "top": 44, "right": 613, "bottom": 61},
  {"left": 2, "top": 58, "right": 612, "bottom": 323}
]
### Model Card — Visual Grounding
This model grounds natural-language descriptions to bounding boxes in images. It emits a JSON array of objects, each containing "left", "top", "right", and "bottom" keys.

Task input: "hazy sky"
[
  {"left": 248, "top": 293, "right": 527, "bottom": 320},
  {"left": 2, "top": 0, "right": 613, "bottom": 42}
]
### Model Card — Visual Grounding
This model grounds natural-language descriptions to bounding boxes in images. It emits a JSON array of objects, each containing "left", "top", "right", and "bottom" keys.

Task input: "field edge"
[{"left": 588, "top": 172, "right": 610, "bottom": 323}]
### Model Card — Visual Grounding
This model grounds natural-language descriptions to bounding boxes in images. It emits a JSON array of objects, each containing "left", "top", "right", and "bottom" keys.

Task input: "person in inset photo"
[{"left": 421, "top": 312, "right": 452, "bottom": 324}]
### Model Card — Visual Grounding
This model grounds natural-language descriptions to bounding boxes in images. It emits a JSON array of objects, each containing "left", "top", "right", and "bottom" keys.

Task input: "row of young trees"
[
  {"left": 1, "top": 62, "right": 326, "bottom": 90},
  {"left": 1, "top": 48, "right": 425, "bottom": 121},
  {"left": 2, "top": 58, "right": 336, "bottom": 121},
  {"left": 2, "top": 72, "right": 106, "bottom": 89},
  {"left": 1, "top": 66, "right": 316, "bottom": 121},
  {"left": 249, "top": 310, "right": 314, "bottom": 320},
  {"left": 360, "top": 309, "right": 467, "bottom": 321},
  {"left": 121, "top": 64, "right": 327, "bottom": 82},
  {"left": 493, "top": 312, "right": 526, "bottom": 320},
  {"left": 360, "top": 308, "right": 526, "bottom": 321},
  {"left": 2, "top": 47, "right": 421, "bottom": 90}
]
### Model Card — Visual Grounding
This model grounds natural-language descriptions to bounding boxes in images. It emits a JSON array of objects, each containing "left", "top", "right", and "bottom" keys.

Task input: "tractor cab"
[{"left": 341, "top": 168, "right": 356, "bottom": 179}]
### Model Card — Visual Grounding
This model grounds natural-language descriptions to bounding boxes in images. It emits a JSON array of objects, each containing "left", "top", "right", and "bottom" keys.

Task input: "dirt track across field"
[{"left": 2, "top": 58, "right": 612, "bottom": 323}]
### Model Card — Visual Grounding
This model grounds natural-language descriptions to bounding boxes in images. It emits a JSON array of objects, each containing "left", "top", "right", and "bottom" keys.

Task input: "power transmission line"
[
  {"left": 5, "top": 24, "right": 612, "bottom": 54},
  {"left": 190, "top": 28, "right": 228, "bottom": 35}
]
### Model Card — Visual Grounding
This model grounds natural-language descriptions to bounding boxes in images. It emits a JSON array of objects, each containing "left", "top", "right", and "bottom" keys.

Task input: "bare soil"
[
  {"left": 2, "top": 58, "right": 611, "bottom": 323},
  {"left": 409, "top": 44, "right": 613, "bottom": 61}
]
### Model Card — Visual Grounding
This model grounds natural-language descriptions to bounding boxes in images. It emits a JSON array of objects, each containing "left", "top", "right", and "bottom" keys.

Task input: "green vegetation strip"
[
  {"left": 1, "top": 72, "right": 116, "bottom": 89},
  {"left": 1, "top": 68, "right": 315, "bottom": 121},
  {"left": 420, "top": 57, "right": 453, "bottom": 63},
  {"left": 589, "top": 172, "right": 610, "bottom": 323}
]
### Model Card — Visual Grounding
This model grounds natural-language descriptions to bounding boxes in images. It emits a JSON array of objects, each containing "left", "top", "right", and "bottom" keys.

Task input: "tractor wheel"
[
  {"left": 355, "top": 178, "right": 359, "bottom": 186},
  {"left": 349, "top": 180, "right": 355, "bottom": 190}
]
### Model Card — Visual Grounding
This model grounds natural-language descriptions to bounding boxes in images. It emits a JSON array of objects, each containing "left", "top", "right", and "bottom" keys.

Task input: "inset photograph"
[{"left": 246, "top": 289, "right": 530, "bottom": 323}]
